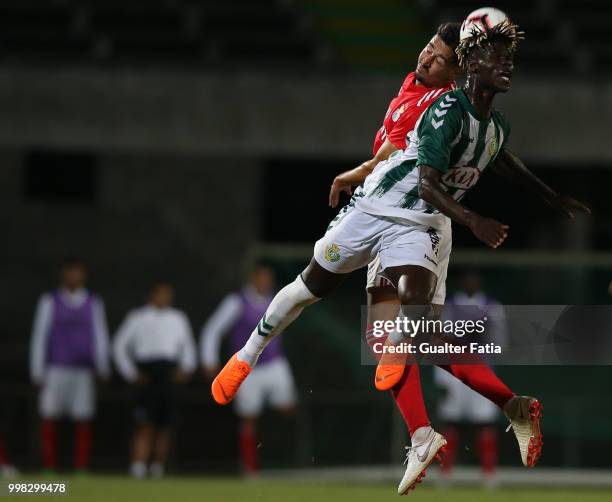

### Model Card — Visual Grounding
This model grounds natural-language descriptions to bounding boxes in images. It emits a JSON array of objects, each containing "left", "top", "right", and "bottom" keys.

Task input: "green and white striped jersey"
[{"left": 356, "top": 88, "right": 511, "bottom": 229}]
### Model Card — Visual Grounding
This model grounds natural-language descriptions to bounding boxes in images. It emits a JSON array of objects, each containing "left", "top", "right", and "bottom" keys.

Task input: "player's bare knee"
[
  {"left": 301, "top": 258, "right": 344, "bottom": 298},
  {"left": 396, "top": 277, "right": 434, "bottom": 307}
]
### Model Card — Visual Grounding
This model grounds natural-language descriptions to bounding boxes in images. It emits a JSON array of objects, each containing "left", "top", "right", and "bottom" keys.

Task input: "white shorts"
[
  {"left": 315, "top": 207, "right": 451, "bottom": 301},
  {"left": 39, "top": 367, "right": 95, "bottom": 420},
  {"left": 434, "top": 367, "right": 499, "bottom": 424},
  {"left": 234, "top": 358, "right": 297, "bottom": 417}
]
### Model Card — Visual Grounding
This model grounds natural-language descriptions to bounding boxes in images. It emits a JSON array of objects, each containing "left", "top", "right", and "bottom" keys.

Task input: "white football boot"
[
  {"left": 397, "top": 427, "right": 447, "bottom": 495},
  {"left": 503, "top": 395, "right": 543, "bottom": 467}
]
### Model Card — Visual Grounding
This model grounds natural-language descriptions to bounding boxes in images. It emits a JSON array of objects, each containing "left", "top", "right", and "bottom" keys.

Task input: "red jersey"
[{"left": 373, "top": 72, "right": 456, "bottom": 155}]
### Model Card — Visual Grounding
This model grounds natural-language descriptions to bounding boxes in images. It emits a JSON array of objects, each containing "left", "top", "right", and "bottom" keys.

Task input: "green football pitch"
[{"left": 12, "top": 476, "right": 612, "bottom": 502}]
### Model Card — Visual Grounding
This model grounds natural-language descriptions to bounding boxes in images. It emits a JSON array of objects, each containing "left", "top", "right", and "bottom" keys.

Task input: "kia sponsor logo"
[{"left": 442, "top": 166, "right": 480, "bottom": 189}]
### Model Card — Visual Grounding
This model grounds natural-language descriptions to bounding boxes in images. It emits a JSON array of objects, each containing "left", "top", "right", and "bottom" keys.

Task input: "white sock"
[
  {"left": 1, "top": 465, "right": 18, "bottom": 478},
  {"left": 388, "top": 329, "right": 405, "bottom": 345},
  {"left": 149, "top": 463, "right": 164, "bottom": 478},
  {"left": 130, "top": 461, "right": 147, "bottom": 479},
  {"left": 387, "top": 310, "right": 410, "bottom": 345},
  {"left": 237, "top": 275, "right": 319, "bottom": 366},
  {"left": 387, "top": 305, "right": 432, "bottom": 345}
]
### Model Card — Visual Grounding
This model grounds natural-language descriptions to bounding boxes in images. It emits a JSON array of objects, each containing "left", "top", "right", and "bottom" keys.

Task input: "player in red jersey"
[{"left": 330, "top": 24, "right": 460, "bottom": 210}]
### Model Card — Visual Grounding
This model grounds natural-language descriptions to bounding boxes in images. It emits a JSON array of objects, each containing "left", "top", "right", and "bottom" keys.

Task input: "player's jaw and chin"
[
  {"left": 414, "top": 63, "right": 450, "bottom": 90},
  {"left": 414, "top": 36, "right": 458, "bottom": 89}
]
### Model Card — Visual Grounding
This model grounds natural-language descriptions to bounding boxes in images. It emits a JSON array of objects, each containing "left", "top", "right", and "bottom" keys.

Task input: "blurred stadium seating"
[
  {"left": 0, "top": 0, "right": 319, "bottom": 66},
  {"left": 1, "top": 0, "right": 611, "bottom": 74}
]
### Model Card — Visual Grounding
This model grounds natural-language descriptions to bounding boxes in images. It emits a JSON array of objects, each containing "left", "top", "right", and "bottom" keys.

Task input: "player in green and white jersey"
[
  {"left": 211, "top": 16, "right": 590, "bottom": 494},
  {"left": 357, "top": 87, "right": 511, "bottom": 229}
]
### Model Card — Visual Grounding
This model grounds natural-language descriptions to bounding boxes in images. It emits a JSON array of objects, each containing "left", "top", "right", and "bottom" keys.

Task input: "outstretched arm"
[
  {"left": 113, "top": 313, "right": 139, "bottom": 383},
  {"left": 30, "top": 295, "right": 52, "bottom": 385},
  {"left": 329, "top": 139, "right": 398, "bottom": 207},
  {"left": 418, "top": 165, "right": 509, "bottom": 248},
  {"left": 492, "top": 149, "right": 591, "bottom": 218}
]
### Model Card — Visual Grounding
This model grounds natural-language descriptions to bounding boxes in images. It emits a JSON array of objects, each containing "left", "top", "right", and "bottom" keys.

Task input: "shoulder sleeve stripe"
[
  {"left": 416, "top": 91, "right": 431, "bottom": 107},
  {"left": 416, "top": 88, "right": 447, "bottom": 108},
  {"left": 431, "top": 88, "right": 444, "bottom": 100}
]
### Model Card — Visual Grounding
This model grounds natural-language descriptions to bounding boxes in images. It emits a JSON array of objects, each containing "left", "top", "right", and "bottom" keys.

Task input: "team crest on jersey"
[
  {"left": 442, "top": 166, "right": 480, "bottom": 190},
  {"left": 392, "top": 104, "right": 407, "bottom": 122},
  {"left": 488, "top": 136, "right": 498, "bottom": 158},
  {"left": 324, "top": 243, "right": 341, "bottom": 263}
]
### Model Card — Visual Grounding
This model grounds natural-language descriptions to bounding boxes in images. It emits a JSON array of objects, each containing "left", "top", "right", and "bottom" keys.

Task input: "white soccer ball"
[{"left": 460, "top": 7, "right": 509, "bottom": 41}]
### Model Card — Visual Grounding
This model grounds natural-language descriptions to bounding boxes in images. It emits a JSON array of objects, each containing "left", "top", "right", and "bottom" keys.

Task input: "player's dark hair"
[
  {"left": 150, "top": 280, "right": 173, "bottom": 291},
  {"left": 252, "top": 259, "right": 274, "bottom": 270},
  {"left": 456, "top": 19, "right": 524, "bottom": 68},
  {"left": 436, "top": 22, "right": 461, "bottom": 63},
  {"left": 61, "top": 256, "right": 86, "bottom": 270}
]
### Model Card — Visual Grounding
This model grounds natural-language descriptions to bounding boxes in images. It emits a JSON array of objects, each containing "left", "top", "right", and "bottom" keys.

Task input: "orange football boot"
[
  {"left": 211, "top": 353, "right": 252, "bottom": 405},
  {"left": 374, "top": 337, "right": 408, "bottom": 391}
]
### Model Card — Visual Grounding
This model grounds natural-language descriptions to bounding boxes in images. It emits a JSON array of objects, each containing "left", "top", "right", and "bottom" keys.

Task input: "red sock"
[
  {"left": 0, "top": 437, "right": 9, "bottom": 465},
  {"left": 391, "top": 366, "right": 430, "bottom": 435},
  {"left": 239, "top": 425, "right": 258, "bottom": 474},
  {"left": 74, "top": 421, "right": 92, "bottom": 470},
  {"left": 440, "top": 425, "right": 459, "bottom": 474},
  {"left": 366, "top": 325, "right": 430, "bottom": 436},
  {"left": 41, "top": 419, "right": 57, "bottom": 469},
  {"left": 440, "top": 364, "right": 514, "bottom": 409},
  {"left": 476, "top": 426, "right": 498, "bottom": 474}
]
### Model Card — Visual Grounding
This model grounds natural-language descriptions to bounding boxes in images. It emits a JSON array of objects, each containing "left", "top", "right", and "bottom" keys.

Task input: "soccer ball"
[{"left": 460, "top": 7, "right": 509, "bottom": 41}]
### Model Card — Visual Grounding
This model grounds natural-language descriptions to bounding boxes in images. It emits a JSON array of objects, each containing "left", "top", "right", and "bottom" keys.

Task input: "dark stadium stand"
[
  {"left": 0, "top": 0, "right": 610, "bottom": 73},
  {"left": 423, "top": 0, "right": 612, "bottom": 75},
  {"left": 0, "top": 0, "right": 320, "bottom": 66},
  {"left": 299, "top": 0, "right": 427, "bottom": 73}
]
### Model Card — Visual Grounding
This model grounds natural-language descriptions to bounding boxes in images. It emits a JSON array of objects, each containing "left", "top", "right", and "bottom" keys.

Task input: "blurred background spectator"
[
  {"left": 435, "top": 272, "right": 507, "bottom": 487},
  {"left": 201, "top": 263, "right": 297, "bottom": 475},
  {"left": 29, "top": 257, "right": 110, "bottom": 472},
  {"left": 113, "top": 282, "right": 196, "bottom": 479}
]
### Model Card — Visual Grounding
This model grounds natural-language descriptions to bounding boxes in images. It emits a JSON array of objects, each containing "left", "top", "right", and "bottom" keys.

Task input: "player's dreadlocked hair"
[
  {"left": 436, "top": 22, "right": 461, "bottom": 64},
  {"left": 455, "top": 19, "right": 524, "bottom": 69}
]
